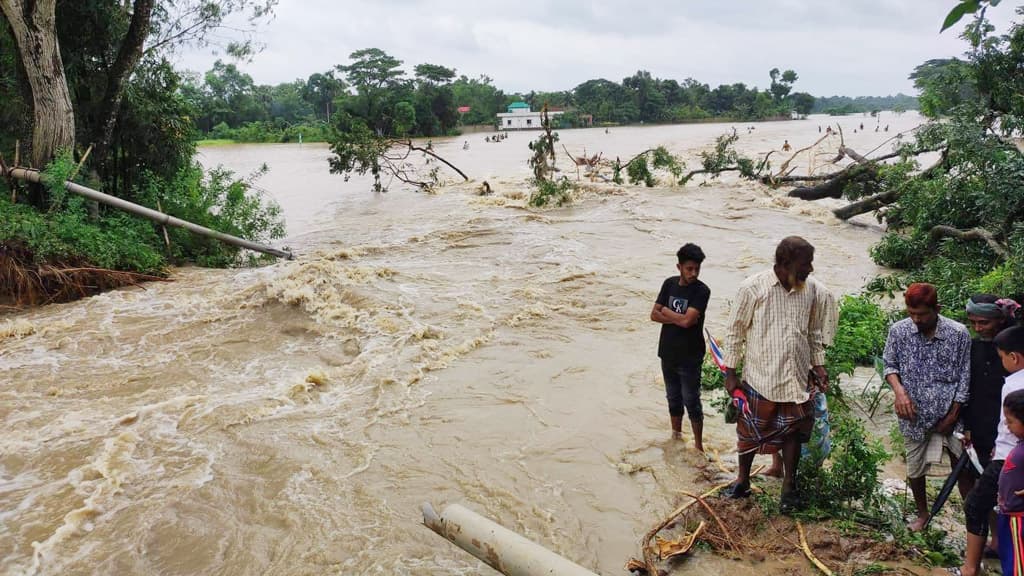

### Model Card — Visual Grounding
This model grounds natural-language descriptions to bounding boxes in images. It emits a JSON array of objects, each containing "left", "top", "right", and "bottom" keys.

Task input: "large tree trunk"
[
  {"left": 0, "top": 0, "right": 74, "bottom": 169},
  {"left": 92, "top": 0, "right": 154, "bottom": 174}
]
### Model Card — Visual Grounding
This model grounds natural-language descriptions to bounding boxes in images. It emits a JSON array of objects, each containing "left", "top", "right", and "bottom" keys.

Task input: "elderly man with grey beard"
[{"left": 720, "top": 236, "right": 836, "bottom": 514}]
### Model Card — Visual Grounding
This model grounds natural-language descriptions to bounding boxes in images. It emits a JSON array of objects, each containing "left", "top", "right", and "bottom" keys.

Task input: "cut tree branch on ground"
[{"left": 929, "top": 225, "right": 1009, "bottom": 259}]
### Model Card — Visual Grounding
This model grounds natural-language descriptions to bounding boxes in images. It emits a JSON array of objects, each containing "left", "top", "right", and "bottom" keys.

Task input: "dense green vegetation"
[{"left": 0, "top": 1, "right": 286, "bottom": 303}]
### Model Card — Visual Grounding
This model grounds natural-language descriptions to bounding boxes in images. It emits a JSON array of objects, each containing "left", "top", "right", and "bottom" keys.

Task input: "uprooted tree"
[{"left": 682, "top": 9, "right": 1024, "bottom": 306}]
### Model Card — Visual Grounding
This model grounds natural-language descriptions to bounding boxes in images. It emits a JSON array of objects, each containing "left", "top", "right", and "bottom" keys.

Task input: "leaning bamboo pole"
[{"left": 5, "top": 167, "right": 293, "bottom": 260}]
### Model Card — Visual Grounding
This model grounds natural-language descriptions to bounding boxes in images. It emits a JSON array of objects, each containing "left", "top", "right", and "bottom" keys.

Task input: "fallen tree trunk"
[
  {"left": 682, "top": 166, "right": 742, "bottom": 181},
  {"left": 832, "top": 190, "right": 900, "bottom": 220},
  {"left": 788, "top": 165, "right": 877, "bottom": 200},
  {"left": 840, "top": 146, "right": 869, "bottom": 164}
]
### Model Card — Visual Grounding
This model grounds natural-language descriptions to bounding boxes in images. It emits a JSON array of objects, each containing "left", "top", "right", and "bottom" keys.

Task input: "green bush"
[
  {"left": 135, "top": 163, "right": 286, "bottom": 267},
  {"left": 0, "top": 155, "right": 166, "bottom": 273},
  {"left": 826, "top": 295, "right": 890, "bottom": 384},
  {"left": 798, "top": 411, "right": 890, "bottom": 514},
  {"left": 528, "top": 177, "right": 574, "bottom": 207},
  {"left": 0, "top": 153, "right": 286, "bottom": 276}
]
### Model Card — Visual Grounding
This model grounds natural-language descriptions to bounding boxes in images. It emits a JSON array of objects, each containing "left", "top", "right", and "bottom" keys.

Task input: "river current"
[{"left": 0, "top": 113, "right": 923, "bottom": 575}]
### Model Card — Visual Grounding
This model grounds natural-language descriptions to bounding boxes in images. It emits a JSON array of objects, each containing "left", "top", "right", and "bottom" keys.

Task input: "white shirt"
[{"left": 994, "top": 370, "right": 1024, "bottom": 461}]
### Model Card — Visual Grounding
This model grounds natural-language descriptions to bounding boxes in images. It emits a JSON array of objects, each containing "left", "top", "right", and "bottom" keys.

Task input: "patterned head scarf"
[{"left": 966, "top": 295, "right": 1021, "bottom": 323}]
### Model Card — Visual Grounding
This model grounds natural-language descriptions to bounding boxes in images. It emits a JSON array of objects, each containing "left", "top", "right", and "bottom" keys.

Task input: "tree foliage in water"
[
  {"left": 619, "top": 146, "right": 685, "bottom": 187},
  {"left": 527, "top": 106, "right": 574, "bottom": 207}
]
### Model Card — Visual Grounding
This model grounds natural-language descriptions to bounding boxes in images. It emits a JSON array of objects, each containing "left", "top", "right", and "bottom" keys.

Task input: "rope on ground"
[{"left": 796, "top": 521, "right": 834, "bottom": 576}]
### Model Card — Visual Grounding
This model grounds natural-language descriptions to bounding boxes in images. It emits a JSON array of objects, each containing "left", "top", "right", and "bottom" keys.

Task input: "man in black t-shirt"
[{"left": 651, "top": 243, "right": 711, "bottom": 451}]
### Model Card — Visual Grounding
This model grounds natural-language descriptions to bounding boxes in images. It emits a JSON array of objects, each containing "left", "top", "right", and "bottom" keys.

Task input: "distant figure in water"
[
  {"left": 860, "top": 122, "right": 864, "bottom": 130},
  {"left": 875, "top": 126, "right": 879, "bottom": 132},
  {"left": 478, "top": 181, "right": 492, "bottom": 196},
  {"left": 605, "top": 128, "right": 610, "bottom": 134},
  {"left": 782, "top": 140, "right": 792, "bottom": 152},
  {"left": 885, "top": 125, "right": 889, "bottom": 132},
  {"left": 818, "top": 125, "right": 821, "bottom": 133},
  {"left": 463, "top": 141, "right": 469, "bottom": 150},
  {"left": 825, "top": 126, "right": 833, "bottom": 135},
  {"left": 853, "top": 129, "right": 858, "bottom": 134},
  {"left": 426, "top": 139, "right": 433, "bottom": 150},
  {"left": 485, "top": 136, "right": 491, "bottom": 143}
]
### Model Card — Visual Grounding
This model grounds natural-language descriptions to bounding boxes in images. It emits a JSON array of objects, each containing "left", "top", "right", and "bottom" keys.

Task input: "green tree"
[
  {"left": 849, "top": 9, "right": 1024, "bottom": 307},
  {"left": 768, "top": 67, "right": 798, "bottom": 103},
  {"left": 0, "top": 0, "right": 276, "bottom": 178},
  {"left": 789, "top": 91, "right": 815, "bottom": 115},
  {"left": 393, "top": 101, "right": 416, "bottom": 136},
  {"left": 202, "top": 60, "right": 265, "bottom": 127},
  {"left": 337, "top": 48, "right": 407, "bottom": 134},
  {"left": 413, "top": 63, "right": 455, "bottom": 85},
  {"left": 302, "top": 71, "right": 345, "bottom": 123},
  {"left": 451, "top": 74, "right": 505, "bottom": 125}
]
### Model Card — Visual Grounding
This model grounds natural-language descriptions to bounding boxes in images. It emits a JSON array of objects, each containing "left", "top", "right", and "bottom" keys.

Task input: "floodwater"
[{"left": 1, "top": 113, "right": 925, "bottom": 575}]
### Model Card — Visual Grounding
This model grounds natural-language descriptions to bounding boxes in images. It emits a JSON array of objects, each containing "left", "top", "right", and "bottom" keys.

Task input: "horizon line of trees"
[{"left": 180, "top": 48, "right": 920, "bottom": 143}]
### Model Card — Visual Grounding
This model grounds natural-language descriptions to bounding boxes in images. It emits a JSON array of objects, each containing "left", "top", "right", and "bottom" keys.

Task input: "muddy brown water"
[{"left": 2, "top": 113, "right": 926, "bottom": 575}]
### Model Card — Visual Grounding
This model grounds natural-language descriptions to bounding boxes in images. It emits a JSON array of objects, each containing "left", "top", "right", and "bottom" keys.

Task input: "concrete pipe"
[{"left": 421, "top": 502, "right": 600, "bottom": 576}]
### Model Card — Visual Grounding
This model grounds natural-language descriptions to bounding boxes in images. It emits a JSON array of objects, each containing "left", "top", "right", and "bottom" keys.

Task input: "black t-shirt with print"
[{"left": 656, "top": 277, "right": 710, "bottom": 364}]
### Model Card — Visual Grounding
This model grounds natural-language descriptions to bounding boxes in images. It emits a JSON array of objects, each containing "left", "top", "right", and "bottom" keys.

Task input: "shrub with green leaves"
[
  {"left": 798, "top": 411, "right": 890, "bottom": 514},
  {"left": 826, "top": 295, "right": 890, "bottom": 384},
  {"left": 0, "top": 153, "right": 165, "bottom": 273},
  {"left": 1, "top": 153, "right": 286, "bottom": 277},
  {"left": 135, "top": 163, "right": 286, "bottom": 267},
  {"left": 528, "top": 177, "right": 574, "bottom": 208}
]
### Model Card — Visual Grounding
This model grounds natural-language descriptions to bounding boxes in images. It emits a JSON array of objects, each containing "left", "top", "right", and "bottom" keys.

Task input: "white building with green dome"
[{"left": 496, "top": 102, "right": 563, "bottom": 130}]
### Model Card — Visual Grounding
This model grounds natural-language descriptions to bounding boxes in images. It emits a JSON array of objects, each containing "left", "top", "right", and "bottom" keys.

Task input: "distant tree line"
[
  {"left": 811, "top": 94, "right": 919, "bottom": 116},
  {"left": 182, "top": 48, "right": 923, "bottom": 142}
]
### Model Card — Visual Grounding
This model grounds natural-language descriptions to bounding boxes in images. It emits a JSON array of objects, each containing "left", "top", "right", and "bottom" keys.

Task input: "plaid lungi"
[{"left": 736, "top": 382, "right": 813, "bottom": 455}]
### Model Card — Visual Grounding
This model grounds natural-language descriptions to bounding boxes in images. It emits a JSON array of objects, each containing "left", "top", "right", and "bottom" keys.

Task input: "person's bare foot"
[
  {"left": 908, "top": 516, "right": 928, "bottom": 532},
  {"left": 671, "top": 430, "right": 683, "bottom": 440},
  {"left": 953, "top": 564, "right": 977, "bottom": 576},
  {"left": 759, "top": 465, "right": 783, "bottom": 478}
]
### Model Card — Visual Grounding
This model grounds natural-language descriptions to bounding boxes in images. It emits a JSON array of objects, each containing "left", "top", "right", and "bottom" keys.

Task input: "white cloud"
[{"left": 172, "top": 0, "right": 1020, "bottom": 96}]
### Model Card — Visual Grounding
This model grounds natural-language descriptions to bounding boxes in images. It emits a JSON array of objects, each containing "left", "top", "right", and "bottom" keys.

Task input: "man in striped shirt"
[{"left": 721, "top": 236, "right": 835, "bottom": 513}]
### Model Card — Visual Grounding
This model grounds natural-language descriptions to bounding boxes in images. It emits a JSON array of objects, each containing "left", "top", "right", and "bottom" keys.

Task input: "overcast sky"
[{"left": 173, "top": 0, "right": 1019, "bottom": 97}]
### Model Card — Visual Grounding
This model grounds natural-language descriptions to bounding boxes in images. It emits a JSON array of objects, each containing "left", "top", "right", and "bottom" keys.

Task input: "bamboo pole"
[{"left": 5, "top": 167, "right": 293, "bottom": 260}]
